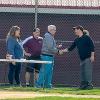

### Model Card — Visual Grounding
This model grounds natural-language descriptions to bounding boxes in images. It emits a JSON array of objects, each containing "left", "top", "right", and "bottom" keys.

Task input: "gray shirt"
[{"left": 42, "top": 32, "right": 58, "bottom": 56}]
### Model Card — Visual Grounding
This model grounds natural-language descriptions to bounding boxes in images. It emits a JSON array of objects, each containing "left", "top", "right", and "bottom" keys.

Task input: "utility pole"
[{"left": 35, "top": 0, "right": 38, "bottom": 28}]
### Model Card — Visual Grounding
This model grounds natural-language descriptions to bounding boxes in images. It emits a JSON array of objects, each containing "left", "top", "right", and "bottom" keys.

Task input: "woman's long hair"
[{"left": 6, "top": 26, "right": 20, "bottom": 41}]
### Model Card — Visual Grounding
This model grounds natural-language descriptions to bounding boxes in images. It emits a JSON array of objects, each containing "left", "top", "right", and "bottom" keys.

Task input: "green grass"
[
  {"left": 0, "top": 86, "right": 100, "bottom": 95},
  {"left": 3, "top": 97, "right": 100, "bottom": 100}
]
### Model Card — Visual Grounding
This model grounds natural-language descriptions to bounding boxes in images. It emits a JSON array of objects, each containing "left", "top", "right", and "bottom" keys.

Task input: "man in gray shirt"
[{"left": 35, "top": 25, "right": 59, "bottom": 88}]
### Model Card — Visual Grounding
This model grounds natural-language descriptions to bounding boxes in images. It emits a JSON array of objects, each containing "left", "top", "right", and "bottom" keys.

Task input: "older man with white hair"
[{"left": 35, "top": 25, "right": 59, "bottom": 88}]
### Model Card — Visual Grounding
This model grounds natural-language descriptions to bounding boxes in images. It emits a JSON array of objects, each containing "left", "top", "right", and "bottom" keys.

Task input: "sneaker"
[
  {"left": 26, "top": 84, "right": 31, "bottom": 87},
  {"left": 34, "top": 84, "right": 41, "bottom": 88},
  {"left": 9, "top": 84, "right": 14, "bottom": 87},
  {"left": 15, "top": 84, "right": 22, "bottom": 87},
  {"left": 45, "top": 84, "right": 53, "bottom": 89},
  {"left": 79, "top": 84, "right": 93, "bottom": 90},
  {"left": 85, "top": 85, "right": 93, "bottom": 90},
  {"left": 79, "top": 85, "right": 86, "bottom": 89},
  {"left": 34, "top": 82, "right": 42, "bottom": 88}
]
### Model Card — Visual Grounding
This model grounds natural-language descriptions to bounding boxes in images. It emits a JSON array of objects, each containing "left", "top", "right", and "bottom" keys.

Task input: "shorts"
[{"left": 26, "top": 56, "right": 41, "bottom": 73}]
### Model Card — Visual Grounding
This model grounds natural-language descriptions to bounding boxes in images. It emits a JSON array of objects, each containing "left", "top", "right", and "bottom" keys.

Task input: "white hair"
[{"left": 48, "top": 25, "right": 56, "bottom": 32}]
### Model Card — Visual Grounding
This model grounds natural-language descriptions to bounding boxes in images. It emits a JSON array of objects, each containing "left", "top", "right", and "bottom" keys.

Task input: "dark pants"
[
  {"left": 80, "top": 58, "right": 93, "bottom": 86},
  {"left": 26, "top": 56, "right": 41, "bottom": 73},
  {"left": 8, "top": 63, "right": 21, "bottom": 85}
]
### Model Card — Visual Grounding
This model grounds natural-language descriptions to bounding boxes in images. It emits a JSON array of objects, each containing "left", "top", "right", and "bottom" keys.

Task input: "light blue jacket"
[{"left": 6, "top": 36, "right": 23, "bottom": 59}]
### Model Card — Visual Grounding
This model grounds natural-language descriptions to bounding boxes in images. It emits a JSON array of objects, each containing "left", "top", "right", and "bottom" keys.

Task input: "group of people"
[{"left": 6, "top": 25, "right": 95, "bottom": 90}]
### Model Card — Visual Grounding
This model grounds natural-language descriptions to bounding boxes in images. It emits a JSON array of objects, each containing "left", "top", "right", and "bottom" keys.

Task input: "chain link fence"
[{"left": 0, "top": 0, "right": 100, "bottom": 87}]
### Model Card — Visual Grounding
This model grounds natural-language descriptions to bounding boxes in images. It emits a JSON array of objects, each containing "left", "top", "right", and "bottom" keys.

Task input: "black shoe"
[
  {"left": 79, "top": 85, "right": 87, "bottom": 89},
  {"left": 85, "top": 85, "right": 93, "bottom": 90},
  {"left": 26, "top": 84, "right": 31, "bottom": 87},
  {"left": 9, "top": 84, "right": 14, "bottom": 87},
  {"left": 15, "top": 84, "right": 22, "bottom": 87},
  {"left": 79, "top": 85, "right": 93, "bottom": 90},
  {"left": 79, "top": 81, "right": 87, "bottom": 89}
]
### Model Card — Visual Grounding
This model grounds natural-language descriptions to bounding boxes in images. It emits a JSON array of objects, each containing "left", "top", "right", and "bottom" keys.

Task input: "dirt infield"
[{"left": 0, "top": 91, "right": 100, "bottom": 99}]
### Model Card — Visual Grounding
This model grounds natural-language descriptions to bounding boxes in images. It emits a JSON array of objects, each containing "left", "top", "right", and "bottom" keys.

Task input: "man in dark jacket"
[{"left": 60, "top": 25, "right": 95, "bottom": 89}]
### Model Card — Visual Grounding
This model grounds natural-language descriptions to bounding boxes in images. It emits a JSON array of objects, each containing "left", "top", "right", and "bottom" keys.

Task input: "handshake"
[{"left": 58, "top": 48, "right": 69, "bottom": 55}]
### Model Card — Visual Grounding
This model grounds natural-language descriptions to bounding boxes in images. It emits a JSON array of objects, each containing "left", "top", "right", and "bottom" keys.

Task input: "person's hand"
[
  {"left": 61, "top": 48, "right": 69, "bottom": 53},
  {"left": 25, "top": 52, "right": 31, "bottom": 57},
  {"left": 57, "top": 44, "right": 62, "bottom": 49},
  {"left": 12, "top": 61, "right": 16, "bottom": 65},
  {"left": 90, "top": 56, "right": 94, "bottom": 62},
  {"left": 58, "top": 48, "right": 69, "bottom": 55},
  {"left": 59, "top": 50, "right": 64, "bottom": 55},
  {"left": 6, "top": 54, "right": 13, "bottom": 59},
  {"left": 6, "top": 54, "right": 16, "bottom": 65},
  {"left": 6, "top": 54, "right": 10, "bottom": 59}
]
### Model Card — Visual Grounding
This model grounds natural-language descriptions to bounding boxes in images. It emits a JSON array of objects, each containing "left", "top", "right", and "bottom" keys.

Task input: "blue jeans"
[
  {"left": 8, "top": 63, "right": 21, "bottom": 85},
  {"left": 36, "top": 55, "right": 54, "bottom": 88}
]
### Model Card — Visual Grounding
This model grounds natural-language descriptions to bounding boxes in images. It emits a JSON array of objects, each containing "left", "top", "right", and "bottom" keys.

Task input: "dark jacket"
[{"left": 68, "top": 35, "right": 95, "bottom": 61}]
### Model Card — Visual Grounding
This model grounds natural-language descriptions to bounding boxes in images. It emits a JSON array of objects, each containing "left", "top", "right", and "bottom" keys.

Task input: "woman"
[{"left": 6, "top": 26, "right": 23, "bottom": 86}]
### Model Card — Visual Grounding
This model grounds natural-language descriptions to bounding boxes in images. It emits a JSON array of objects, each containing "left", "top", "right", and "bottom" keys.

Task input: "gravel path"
[{"left": 0, "top": 91, "right": 100, "bottom": 99}]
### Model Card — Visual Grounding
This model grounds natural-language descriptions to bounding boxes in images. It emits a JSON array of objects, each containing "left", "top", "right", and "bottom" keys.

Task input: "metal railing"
[{"left": 0, "top": 0, "right": 100, "bottom": 8}]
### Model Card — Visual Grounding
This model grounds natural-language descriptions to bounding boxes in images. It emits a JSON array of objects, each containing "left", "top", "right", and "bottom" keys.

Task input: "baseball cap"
[{"left": 72, "top": 25, "right": 84, "bottom": 32}]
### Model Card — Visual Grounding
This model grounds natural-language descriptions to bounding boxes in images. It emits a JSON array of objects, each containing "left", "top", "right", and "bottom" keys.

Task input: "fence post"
[{"left": 35, "top": 0, "right": 38, "bottom": 28}]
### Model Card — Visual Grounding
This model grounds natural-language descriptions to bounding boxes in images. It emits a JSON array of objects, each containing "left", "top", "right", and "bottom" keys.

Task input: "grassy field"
[
  {"left": 0, "top": 86, "right": 100, "bottom": 100},
  {"left": 3, "top": 97, "right": 100, "bottom": 100},
  {"left": 0, "top": 86, "right": 100, "bottom": 95}
]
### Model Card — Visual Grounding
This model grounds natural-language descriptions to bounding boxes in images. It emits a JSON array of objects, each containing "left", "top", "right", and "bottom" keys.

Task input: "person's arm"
[
  {"left": 7, "top": 37, "right": 16, "bottom": 65},
  {"left": 90, "top": 52, "right": 95, "bottom": 62},
  {"left": 60, "top": 40, "right": 76, "bottom": 54},
  {"left": 68, "top": 40, "right": 76, "bottom": 52},
  {"left": 7, "top": 38, "right": 15, "bottom": 59},
  {"left": 22, "top": 36, "right": 33, "bottom": 45},
  {"left": 88, "top": 36, "right": 95, "bottom": 62},
  {"left": 88, "top": 37, "right": 95, "bottom": 52},
  {"left": 23, "top": 40, "right": 31, "bottom": 57}
]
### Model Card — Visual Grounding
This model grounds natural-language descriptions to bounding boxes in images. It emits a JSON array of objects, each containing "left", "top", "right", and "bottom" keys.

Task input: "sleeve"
[
  {"left": 87, "top": 36, "right": 95, "bottom": 52},
  {"left": 23, "top": 41, "right": 28, "bottom": 48},
  {"left": 68, "top": 40, "right": 76, "bottom": 51},
  {"left": 7, "top": 38, "right": 15, "bottom": 59},
  {"left": 22, "top": 36, "right": 32, "bottom": 46},
  {"left": 22, "top": 40, "right": 29, "bottom": 53}
]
